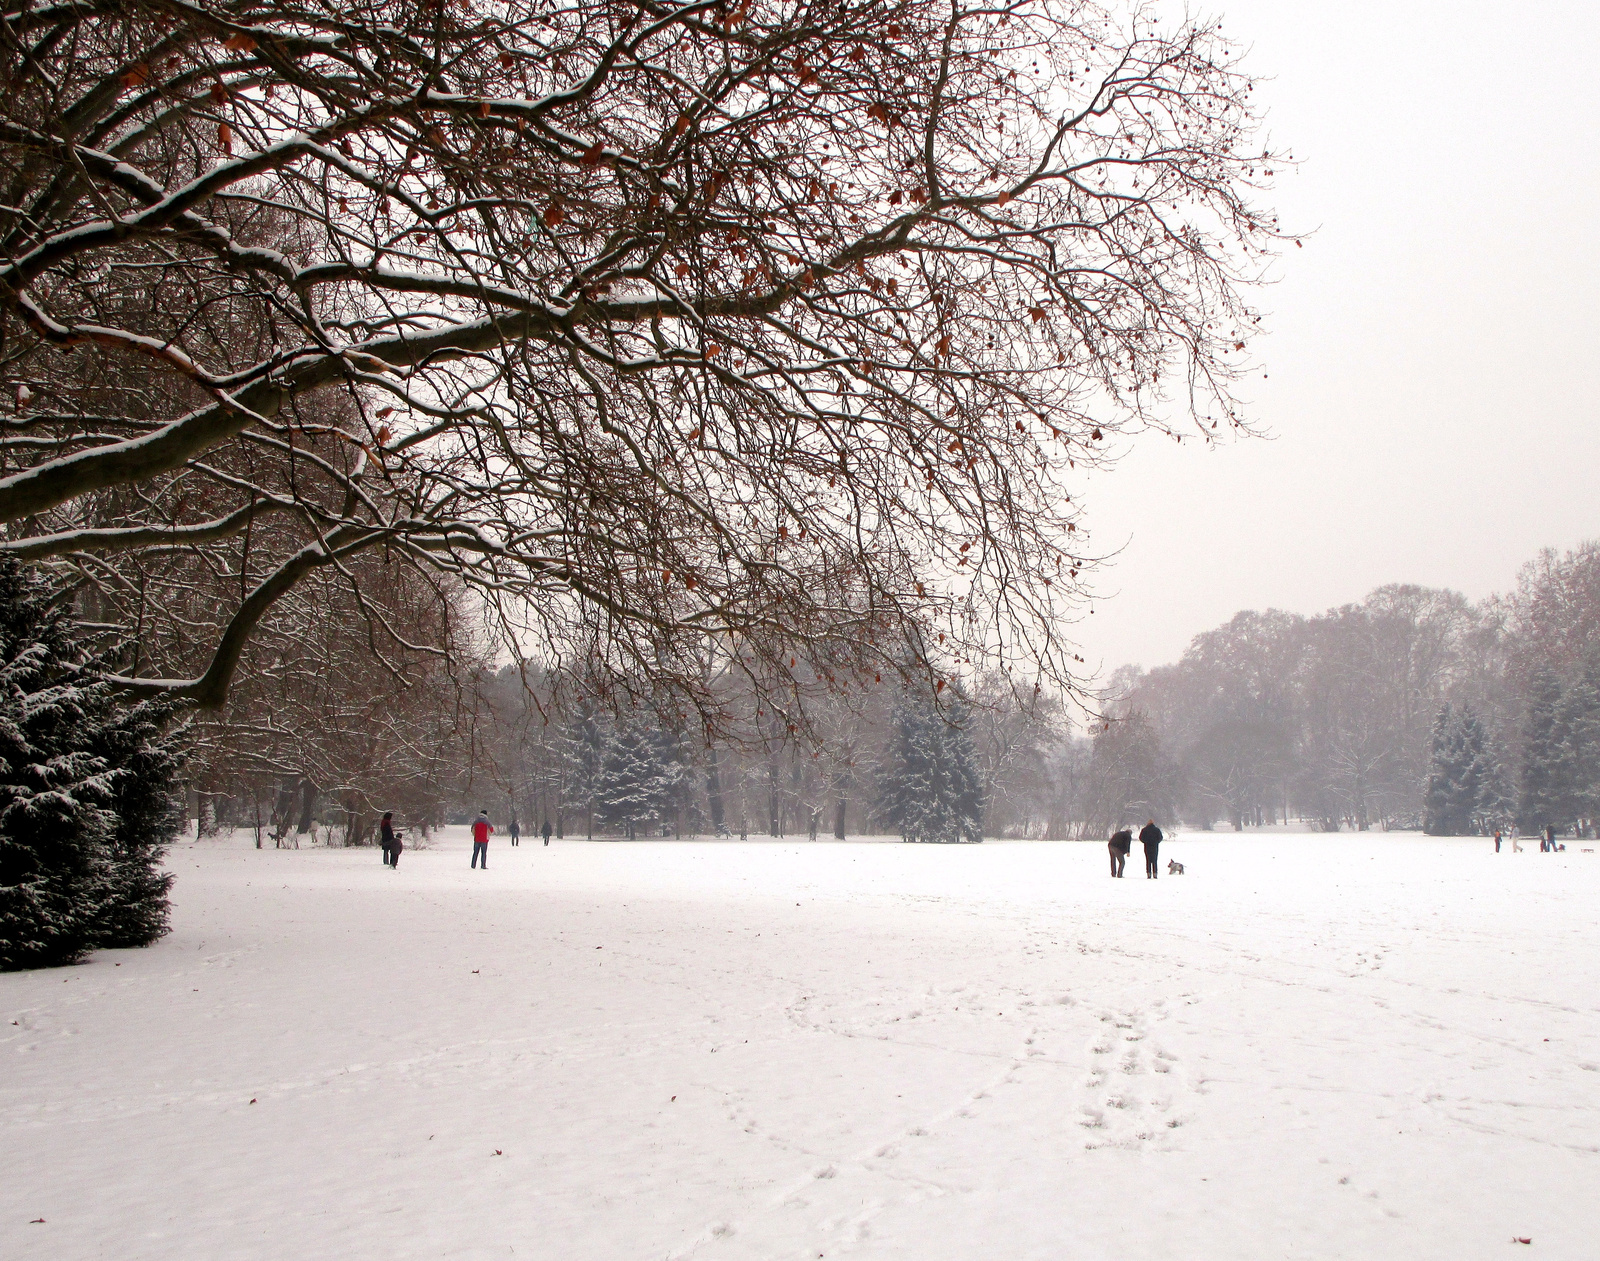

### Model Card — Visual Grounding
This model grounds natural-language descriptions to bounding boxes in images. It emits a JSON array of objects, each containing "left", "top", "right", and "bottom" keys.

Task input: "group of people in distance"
[
  {"left": 377, "top": 809, "right": 554, "bottom": 870},
  {"left": 502, "top": 814, "right": 555, "bottom": 848},
  {"left": 1108, "top": 820, "right": 1164, "bottom": 878},
  {"left": 1492, "top": 825, "right": 1567, "bottom": 853}
]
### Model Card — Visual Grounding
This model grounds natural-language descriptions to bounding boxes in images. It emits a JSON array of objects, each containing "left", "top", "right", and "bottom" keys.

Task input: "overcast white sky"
[{"left": 1068, "top": 0, "right": 1600, "bottom": 677}]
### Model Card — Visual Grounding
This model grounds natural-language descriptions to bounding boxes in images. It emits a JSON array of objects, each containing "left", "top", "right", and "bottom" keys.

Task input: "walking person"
[
  {"left": 380, "top": 811, "right": 396, "bottom": 867},
  {"left": 541, "top": 819, "right": 552, "bottom": 847},
  {"left": 1140, "top": 819, "right": 1163, "bottom": 879},
  {"left": 509, "top": 814, "right": 520, "bottom": 847},
  {"left": 1544, "top": 824, "right": 1556, "bottom": 853},
  {"left": 1494, "top": 829, "right": 1502, "bottom": 853},
  {"left": 471, "top": 810, "right": 493, "bottom": 869},
  {"left": 1108, "top": 827, "right": 1132, "bottom": 878},
  {"left": 389, "top": 818, "right": 404, "bottom": 870}
]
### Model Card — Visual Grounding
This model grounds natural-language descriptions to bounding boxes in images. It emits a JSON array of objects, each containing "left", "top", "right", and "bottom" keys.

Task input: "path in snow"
[{"left": 3, "top": 831, "right": 1597, "bottom": 1260}]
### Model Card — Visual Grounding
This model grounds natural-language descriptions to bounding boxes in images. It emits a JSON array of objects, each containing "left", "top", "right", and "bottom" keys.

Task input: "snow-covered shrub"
[{"left": 0, "top": 563, "right": 183, "bottom": 970}]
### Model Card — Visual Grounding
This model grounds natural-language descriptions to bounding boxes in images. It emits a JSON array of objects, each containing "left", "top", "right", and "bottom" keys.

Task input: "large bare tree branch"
[{"left": 0, "top": 0, "right": 1286, "bottom": 720}]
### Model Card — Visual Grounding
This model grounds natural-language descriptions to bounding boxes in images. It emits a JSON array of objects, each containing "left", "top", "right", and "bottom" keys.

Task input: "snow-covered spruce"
[
  {"left": 878, "top": 690, "right": 983, "bottom": 843},
  {"left": 594, "top": 718, "right": 686, "bottom": 841},
  {"left": 0, "top": 562, "right": 184, "bottom": 970},
  {"left": 1422, "top": 703, "right": 1511, "bottom": 836}
]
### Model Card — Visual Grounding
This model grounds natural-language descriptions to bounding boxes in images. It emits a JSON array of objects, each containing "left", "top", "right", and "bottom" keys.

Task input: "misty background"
[{"left": 1076, "top": 0, "right": 1600, "bottom": 676}]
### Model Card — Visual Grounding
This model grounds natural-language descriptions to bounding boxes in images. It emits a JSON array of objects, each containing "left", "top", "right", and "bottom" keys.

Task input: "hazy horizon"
[{"left": 1070, "top": 0, "right": 1600, "bottom": 679}]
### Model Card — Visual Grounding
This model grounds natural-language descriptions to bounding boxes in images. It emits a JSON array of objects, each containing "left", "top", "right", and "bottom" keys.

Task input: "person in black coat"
[
  {"left": 541, "top": 819, "right": 552, "bottom": 846},
  {"left": 1108, "top": 828, "right": 1132, "bottom": 877},
  {"left": 1140, "top": 820, "right": 1163, "bottom": 878},
  {"left": 380, "top": 812, "right": 400, "bottom": 869}
]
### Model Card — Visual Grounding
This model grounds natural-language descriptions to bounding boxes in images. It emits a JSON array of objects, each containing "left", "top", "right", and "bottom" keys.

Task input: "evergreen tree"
[
  {"left": 594, "top": 720, "right": 684, "bottom": 840},
  {"left": 1519, "top": 669, "right": 1567, "bottom": 832},
  {"left": 1476, "top": 735, "right": 1517, "bottom": 835},
  {"left": 561, "top": 705, "right": 609, "bottom": 838},
  {"left": 877, "top": 700, "right": 932, "bottom": 840},
  {"left": 1453, "top": 707, "right": 1499, "bottom": 835},
  {"left": 92, "top": 693, "right": 185, "bottom": 946},
  {"left": 878, "top": 692, "right": 983, "bottom": 842},
  {"left": 0, "top": 564, "right": 181, "bottom": 970},
  {"left": 1423, "top": 706, "right": 1465, "bottom": 836},
  {"left": 1424, "top": 704, "right": 1499, "bottom": 835},
  {"left": 1556, "top": 660, "right": 1600, "bottom": 831}
]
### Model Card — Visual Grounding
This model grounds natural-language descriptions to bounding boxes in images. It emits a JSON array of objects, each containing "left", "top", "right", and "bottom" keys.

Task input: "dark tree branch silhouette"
[{"left": 1, "top": 0, "right": 1283, "bottom": 717}]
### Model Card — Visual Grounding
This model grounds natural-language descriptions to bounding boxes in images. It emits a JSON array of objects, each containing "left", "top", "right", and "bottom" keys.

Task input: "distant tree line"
[
  {"left": 473, "top": 665, "right": 987, "bottom": 844},
  {"left": 176, "top": 538, "right": 1600, "bottom": 850},
  {"left": 1098, "top": 542, "right": 1600, "bottom": 837}
]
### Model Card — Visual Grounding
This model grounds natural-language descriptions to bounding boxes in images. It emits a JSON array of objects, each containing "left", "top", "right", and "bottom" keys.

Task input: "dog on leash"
[{"left": 1167, "top": 859, "right": 1185, "bottom": 875}]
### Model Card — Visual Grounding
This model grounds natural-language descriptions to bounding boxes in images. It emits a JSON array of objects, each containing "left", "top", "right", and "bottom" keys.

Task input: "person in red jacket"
[{"left": 470, "top": 810, "right": 493, "bottom": 869}]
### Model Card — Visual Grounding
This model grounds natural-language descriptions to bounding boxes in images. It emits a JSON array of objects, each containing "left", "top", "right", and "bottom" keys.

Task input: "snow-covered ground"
[{"left": 4, "top": 830, "right": 1598, "bottom": 1260}]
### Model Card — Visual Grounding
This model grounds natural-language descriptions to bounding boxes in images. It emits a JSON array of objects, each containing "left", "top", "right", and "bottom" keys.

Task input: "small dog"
[{"left": 1167, "top": 859, "right": 1185, "bottom": 875}]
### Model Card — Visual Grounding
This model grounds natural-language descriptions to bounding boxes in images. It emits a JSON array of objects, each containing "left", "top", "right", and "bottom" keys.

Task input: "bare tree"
[
  {"left": 1079, "top": 708, "right": 1171, "bottom": 837},
  {"left": 967, "top": 670, "right": 1062, "bottom": 836},
  {"left": 2, "top": 0, "right": 1283, "bottom": 720},
  {"left": 185, "top": 550, "right": 481, "bottom": 844}
]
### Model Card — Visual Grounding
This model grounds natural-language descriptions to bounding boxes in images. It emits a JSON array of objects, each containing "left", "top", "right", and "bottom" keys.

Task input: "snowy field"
[{"left": 4, "top": 830, "right": 1599, "bottom": 1260}]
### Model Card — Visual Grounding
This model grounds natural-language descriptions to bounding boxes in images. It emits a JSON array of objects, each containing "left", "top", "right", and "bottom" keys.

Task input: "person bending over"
[{"left": 1108, "top": 828, "right": 1132, "bottom": 878}]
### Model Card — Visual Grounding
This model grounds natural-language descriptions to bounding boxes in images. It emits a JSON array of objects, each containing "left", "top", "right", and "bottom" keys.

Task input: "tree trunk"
[
  {"left": 706, "top": 744, "right": 727, "bottom": 835},
  {"left": 789, "top": 751, "right": 802, "bottom": 837},
  {"left": 833, "top": 795, "right": 847, "bottom": 840},
  {"left": 344, "top": 800, "right": 367, "bottom": 847},
  {"left": 271, "top": 777, "right": 296, "bottom": 847},
  {"left": 296, "top": 778, "right": 319, "bottom": 836}
]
